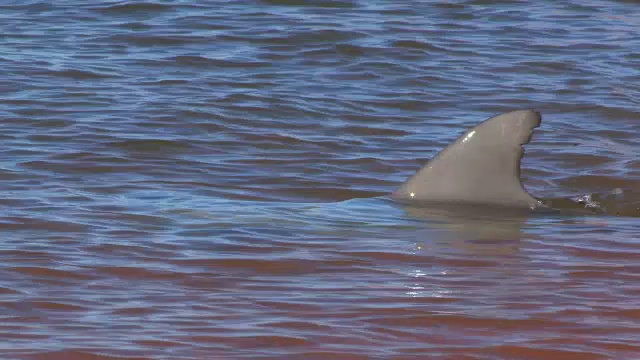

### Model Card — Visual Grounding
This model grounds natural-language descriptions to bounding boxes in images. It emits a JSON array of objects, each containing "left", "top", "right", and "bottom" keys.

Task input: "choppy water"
[{"left": 1, "top": 1, "right": 639, "bottom": 359}]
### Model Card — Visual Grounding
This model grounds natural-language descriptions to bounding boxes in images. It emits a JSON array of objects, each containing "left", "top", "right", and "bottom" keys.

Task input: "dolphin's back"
[{"left": 393, "top": 109, "right": 541, "bottom": 208}]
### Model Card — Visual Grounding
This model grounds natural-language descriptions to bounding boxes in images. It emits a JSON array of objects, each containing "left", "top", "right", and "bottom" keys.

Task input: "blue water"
[{"left": 0, "top": 1, "right": 639, "bottom": 359}]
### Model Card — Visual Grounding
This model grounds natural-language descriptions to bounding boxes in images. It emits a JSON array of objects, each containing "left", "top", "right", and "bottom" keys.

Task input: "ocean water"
[{"left": 0, "top": 1, "right": 639, "bottom": 359}]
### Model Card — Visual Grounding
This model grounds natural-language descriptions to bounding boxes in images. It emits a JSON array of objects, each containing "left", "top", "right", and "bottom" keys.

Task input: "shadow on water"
[
  {"left": 397, "top": 202, "right": 530, "bottom": 257},
  {"left": 394, "top": 187, "right": 640, "bottom": 259}
]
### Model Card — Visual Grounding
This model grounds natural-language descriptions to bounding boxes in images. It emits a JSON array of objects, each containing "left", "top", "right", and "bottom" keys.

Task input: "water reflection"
[
  {"left": 401, "top": 203, "right": 528, "bottom": 241},
  {"left": 395, "top": 203, "right": 532, "bottom": 302}
]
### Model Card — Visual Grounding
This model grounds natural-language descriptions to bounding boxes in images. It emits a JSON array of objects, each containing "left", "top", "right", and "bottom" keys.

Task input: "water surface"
[{"left": 1, "top": 1, "right": 639, "bottom": 359}]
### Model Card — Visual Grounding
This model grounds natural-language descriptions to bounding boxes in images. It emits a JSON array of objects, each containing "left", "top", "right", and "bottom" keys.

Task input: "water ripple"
[{"left": 0, "top": 1, "right": 639, "bottom": 359}]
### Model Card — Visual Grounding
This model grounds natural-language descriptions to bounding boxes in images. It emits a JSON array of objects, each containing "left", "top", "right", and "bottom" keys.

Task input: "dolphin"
[{"left": 392, "top": 109, "right": 543, "bottom": 210}]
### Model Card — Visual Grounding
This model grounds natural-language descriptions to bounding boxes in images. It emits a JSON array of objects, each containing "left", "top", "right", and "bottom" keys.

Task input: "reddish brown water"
[{"left": 1, "top": 1, "right": 639, "bottom": 359}]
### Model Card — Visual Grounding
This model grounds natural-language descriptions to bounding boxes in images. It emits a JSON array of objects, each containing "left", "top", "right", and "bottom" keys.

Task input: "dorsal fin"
[{"left": 393, "top": 109, "right": 541, "bottom": 208}]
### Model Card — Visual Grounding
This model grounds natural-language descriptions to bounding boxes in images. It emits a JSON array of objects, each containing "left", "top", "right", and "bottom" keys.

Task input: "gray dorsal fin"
[{"left": 393, "top": 109, "right": 541, "bottom": 208}]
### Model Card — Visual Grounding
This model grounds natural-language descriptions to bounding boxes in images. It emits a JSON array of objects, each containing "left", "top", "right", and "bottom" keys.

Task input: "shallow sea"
[{"left": 0, "top": 1, "right": 639, "bottom": 359}]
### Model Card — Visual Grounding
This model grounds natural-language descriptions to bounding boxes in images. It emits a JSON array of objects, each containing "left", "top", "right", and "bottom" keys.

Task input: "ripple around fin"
[
  {"left": 543, "top": 189, "right": 640, "bottom": 218},
  {"left": 393, "top": 109, "right": 541, "bottom": 208}
]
